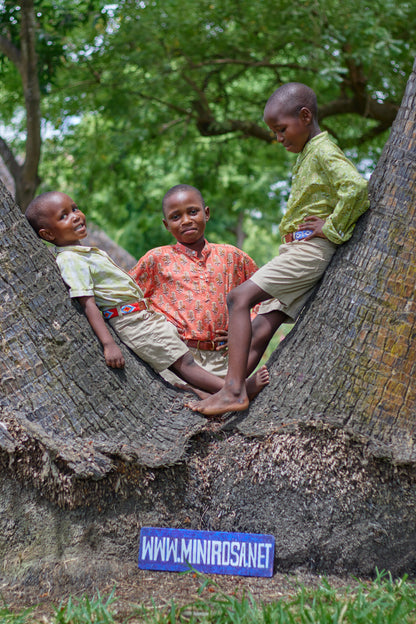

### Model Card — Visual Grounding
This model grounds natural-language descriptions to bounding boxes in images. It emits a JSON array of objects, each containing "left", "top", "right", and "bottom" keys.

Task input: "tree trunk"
[
  {"left": 2, "top": 61, "right": 416, "bottom": 595},
  {"left": 0, "top": 0, "right": 41, "bottom": 210}
]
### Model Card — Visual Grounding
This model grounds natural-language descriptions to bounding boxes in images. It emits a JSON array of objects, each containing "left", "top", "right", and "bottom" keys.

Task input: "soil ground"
[{"left": 1, "top": 567, "right": 359, "bottom": 620}]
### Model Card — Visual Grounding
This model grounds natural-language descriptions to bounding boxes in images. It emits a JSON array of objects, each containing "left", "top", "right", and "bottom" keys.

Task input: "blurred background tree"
[{"left": 1, "top": 0, "right": 415, "bottom": 263}]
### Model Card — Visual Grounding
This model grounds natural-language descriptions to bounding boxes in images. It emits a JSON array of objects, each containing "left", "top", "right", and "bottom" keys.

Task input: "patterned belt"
[
  {"left": 283, "top": 229, "right": 313, "bottom": 243},
  {"left": 102, "top": 300, "right": 147, "bottom": 320},
  {"left": 185, "top": 339, "right": 217, "bottom": 351}
]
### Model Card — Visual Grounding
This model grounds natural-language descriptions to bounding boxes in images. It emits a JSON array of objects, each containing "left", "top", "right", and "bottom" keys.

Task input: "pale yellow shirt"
[
  {"left": 279, "top": 132, "right": 369, "bottom": 245},
  {"left": 56, "top": 245, "right": 145, "bottom": 310}
]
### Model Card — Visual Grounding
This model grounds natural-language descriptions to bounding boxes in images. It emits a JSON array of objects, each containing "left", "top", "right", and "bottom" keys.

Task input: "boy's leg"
[
  {"left": 169, "top": 351, "right": 223, "bottom": 394},
  {"left": 187, "top": 279, "right": 272, "bottom": 415},
  {"left": 246, "top": 309, "right": 288, "bottom": 375},
  {"left": 171, "top": 351, "right": 269, "bottom": 399}
]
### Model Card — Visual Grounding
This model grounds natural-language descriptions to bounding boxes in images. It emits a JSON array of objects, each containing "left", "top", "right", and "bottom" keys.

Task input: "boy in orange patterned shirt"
[{"left": 129, "top": 184, "right": 264, "bottom": 383}]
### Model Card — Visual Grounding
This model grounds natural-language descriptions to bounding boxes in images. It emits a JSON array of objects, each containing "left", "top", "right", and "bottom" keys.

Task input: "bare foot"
[
  {"left": 185, "top": 366, "right": 269, "bottom": 417},
  {"left": 186, "top": 385, "right": 250, "bottom": 416},
  {"left": 180, "top": 383, "right": 211, "bottom": 400},
  {"left": 246, "top": 365, "right": 269, "bottom": 400}
]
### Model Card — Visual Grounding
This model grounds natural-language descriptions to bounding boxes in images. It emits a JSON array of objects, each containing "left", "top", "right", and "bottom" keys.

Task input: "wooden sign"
[{"left": 138, "top": 527, "right": 274, "bottom": 577}]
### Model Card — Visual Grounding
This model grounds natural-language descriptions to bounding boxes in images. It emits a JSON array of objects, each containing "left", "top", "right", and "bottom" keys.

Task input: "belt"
[
  {"left": 283, "top": 229, "right": 313, "bottom": 243},
  {"left": 185, "top": 339, "right": 217, "bottom": 351},
  {"left": 102, "top": 300, "right": 147, "bottom": 320}
]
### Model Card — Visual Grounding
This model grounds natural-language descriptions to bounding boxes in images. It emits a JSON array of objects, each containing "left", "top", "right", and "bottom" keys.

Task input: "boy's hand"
[
  {"left": 299, "top": 216, "right": 327, "bottom": 239},
  {"left": 214, "top": 329, "right": 228, "bottom": 351},
  {"left": 78, "top": 295, "right": 126, "bottom": 369},
  {"left": 103, "top": 343, "right": 125, "bottom": 368}
]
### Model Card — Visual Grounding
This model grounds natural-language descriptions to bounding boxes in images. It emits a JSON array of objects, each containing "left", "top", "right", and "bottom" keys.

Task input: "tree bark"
[{"left": 2, "top": 60, "right": 416, "bottom": 593}]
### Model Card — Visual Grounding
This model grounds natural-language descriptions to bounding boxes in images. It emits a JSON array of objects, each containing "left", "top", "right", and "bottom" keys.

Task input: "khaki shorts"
[
  {"left": 161, "top": 346, "right": 228, "bottom": 387},
  {"left": 109, "top": 309, "right": 189, "bottom": 372},
  {"left": 253, "top": 238, "right": 337, "bottom": 321}
]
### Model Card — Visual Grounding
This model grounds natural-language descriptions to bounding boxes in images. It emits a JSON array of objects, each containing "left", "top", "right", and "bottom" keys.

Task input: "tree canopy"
[{"left": 1, "top": 0, "right": 415, "bottom": 260}]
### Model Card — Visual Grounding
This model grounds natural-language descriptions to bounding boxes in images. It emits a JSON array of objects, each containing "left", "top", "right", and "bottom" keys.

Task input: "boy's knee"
[
  {"left": 172, "top": 350, "right": 195, "bottom": 372},
  {"left": 227, "top": 283, "right": 250, "bottom": 311},
  {"left": 226, "top": 289, "right": 238, "bottom": 310}
]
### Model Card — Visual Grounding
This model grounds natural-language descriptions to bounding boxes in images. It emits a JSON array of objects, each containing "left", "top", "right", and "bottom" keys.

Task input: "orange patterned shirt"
[{"left": 129, "top": 240, "right": 258, "bottom": 341}]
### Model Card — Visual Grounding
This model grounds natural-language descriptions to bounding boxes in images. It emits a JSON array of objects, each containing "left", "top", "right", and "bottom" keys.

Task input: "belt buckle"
[
  {"left": 294, "top": 229, "right": 313, "bottom": 241},
  {"left": 120, "top": 303, "right": 137, "bottom": 315}
]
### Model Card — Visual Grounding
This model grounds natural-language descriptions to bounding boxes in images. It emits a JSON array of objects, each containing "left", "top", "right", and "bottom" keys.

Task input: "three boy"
[{"left": 25, "top": 81, "right": 369, "bottom": 416}]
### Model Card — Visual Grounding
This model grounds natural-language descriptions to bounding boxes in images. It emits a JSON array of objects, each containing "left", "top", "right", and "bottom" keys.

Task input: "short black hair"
[
  {"left": 264, "top": 82, "right": 318, "bottom": 119},
  {"left": 25, "top": 192, "right": 57, "bottom": 235},
  {"left": 162, "top": 184, "right": 205, "bottom": 215}
]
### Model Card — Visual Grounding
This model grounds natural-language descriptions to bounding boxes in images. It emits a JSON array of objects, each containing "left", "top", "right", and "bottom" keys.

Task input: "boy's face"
[
  {"left": 39, "top": 193, "right": 87, "bottom": 246},
  {"left": 264, "top": 105, "right": 312, "bottom": 153},
  {"left": 163, "top": 189, "right": 209, "bottom": 247}
]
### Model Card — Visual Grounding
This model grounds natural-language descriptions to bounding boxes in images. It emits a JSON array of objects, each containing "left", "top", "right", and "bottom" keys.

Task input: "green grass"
[
  {"left": 2, "top": 570, "right": 416, "bottom": 624},
  {"left": 53, "top": 589, "right": 116, "bottom": 624}
]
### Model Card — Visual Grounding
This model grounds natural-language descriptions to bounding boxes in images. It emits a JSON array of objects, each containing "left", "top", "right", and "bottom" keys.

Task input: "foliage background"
[{"left": 1, "top": 0, "right": 415, "bottom": 264}]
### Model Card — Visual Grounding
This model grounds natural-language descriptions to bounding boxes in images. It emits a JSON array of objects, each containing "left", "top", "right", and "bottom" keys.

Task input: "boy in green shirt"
[{"left": 188, "top": 82, "right": 369, "bottom": 416}]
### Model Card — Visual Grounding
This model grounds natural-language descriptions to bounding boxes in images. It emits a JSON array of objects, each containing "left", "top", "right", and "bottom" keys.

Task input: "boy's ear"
[
  {"left": 205, "top": 206, "right": 210, "bottom": 221},
  {"left": 38, "top": 228, "right": 56, "bottom": 243},
  {"left": 162, "top": 218, "right": 169, "bottom": 231},
  {"left": 299, "top": 107, "right": 313, "bottom": 125}
]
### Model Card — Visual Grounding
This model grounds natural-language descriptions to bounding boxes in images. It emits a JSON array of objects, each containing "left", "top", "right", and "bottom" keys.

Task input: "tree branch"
[
  {"left": 19, "top": 0, "right": 41, "bottom": 170},
  {"left": 0, "top": 34, "right": 21, "bottom": 67},
  {"left": 319, "top": 96, "right": 399, "bottom": 127},
  {"left": 185, "top": 57, "right": 317, "bottom": 73},
  {"left": 0, "top": 136, "right": 21, "bottom": 181}
]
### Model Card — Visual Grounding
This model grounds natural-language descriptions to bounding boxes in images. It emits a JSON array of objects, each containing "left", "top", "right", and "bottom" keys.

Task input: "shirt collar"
[
  {"left": 55, "top": 244, "right": 98, "bottom": 254},
  {"left": 173, "top": 239, "right": 211, "bottom": 260},
  {"left": 294, "top": 131, "right": 329, "bottom": 170}
]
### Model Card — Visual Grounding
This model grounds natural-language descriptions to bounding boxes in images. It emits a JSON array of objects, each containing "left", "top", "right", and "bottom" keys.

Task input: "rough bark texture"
[
  {"left": 1, "top": 62, "right": 416, "bottom": 593},
  {"left": 0, "top": 185, "right": 207, "bottom": 483}
]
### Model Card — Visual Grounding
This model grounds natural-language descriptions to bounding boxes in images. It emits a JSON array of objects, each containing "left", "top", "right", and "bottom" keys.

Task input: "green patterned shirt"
[
  {"left": 56, "top": 245, "right": 145, "bottom": 310},
  {"left": 279, "top": 132, "right": 369, "bottom": 245}
]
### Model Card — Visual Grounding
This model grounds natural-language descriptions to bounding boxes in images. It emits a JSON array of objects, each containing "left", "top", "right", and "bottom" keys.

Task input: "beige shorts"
[
  {"left": 109, "top": 309, "right": 189, "bottom": 372},
  {"left": 253, "top": 238, "right": 337, "bottom": 321},
  {"left": 161, "top": 346, "right": 228, "bottom": 387}
]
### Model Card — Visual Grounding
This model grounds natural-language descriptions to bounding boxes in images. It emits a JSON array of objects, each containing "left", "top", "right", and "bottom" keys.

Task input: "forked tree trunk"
[{"left": 1, "top": 61, "right": 416, "bottom": 594}]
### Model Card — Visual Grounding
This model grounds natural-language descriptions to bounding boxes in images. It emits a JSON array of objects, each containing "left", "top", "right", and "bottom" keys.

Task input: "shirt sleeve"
[
  {"left": 320, "top": 150, "right": 369, "bottom": 245},
  {"left": 128, "top": 252, "right": 157, "bottom": 298},
  {"left": 244, "top": 254, "right": 259, "bottom": 279},
  {"left": 56, "top": 252, "right": 94, "bottom": 298}
]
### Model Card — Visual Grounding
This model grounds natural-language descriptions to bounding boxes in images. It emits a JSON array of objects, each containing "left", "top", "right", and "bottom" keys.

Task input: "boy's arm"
[
  {"left": 320, "top": 152, "right": 369, "bottom": 244},
  {"left": 77, "top": 296, "right": 125, "bottom": 369}
]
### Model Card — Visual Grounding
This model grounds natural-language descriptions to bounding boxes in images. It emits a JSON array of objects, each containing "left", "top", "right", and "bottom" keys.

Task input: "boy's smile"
[
  {"left": 39, "top": 192, "right": 88, "bottom": 246},
  {"left": 163, "top": 189, "right": 210, "bottom": 251}
]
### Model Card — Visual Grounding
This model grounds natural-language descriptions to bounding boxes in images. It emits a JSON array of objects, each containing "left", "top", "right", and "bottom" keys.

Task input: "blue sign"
[{"left": 138, "top": 527, "right": 274, "bottom": 577}]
